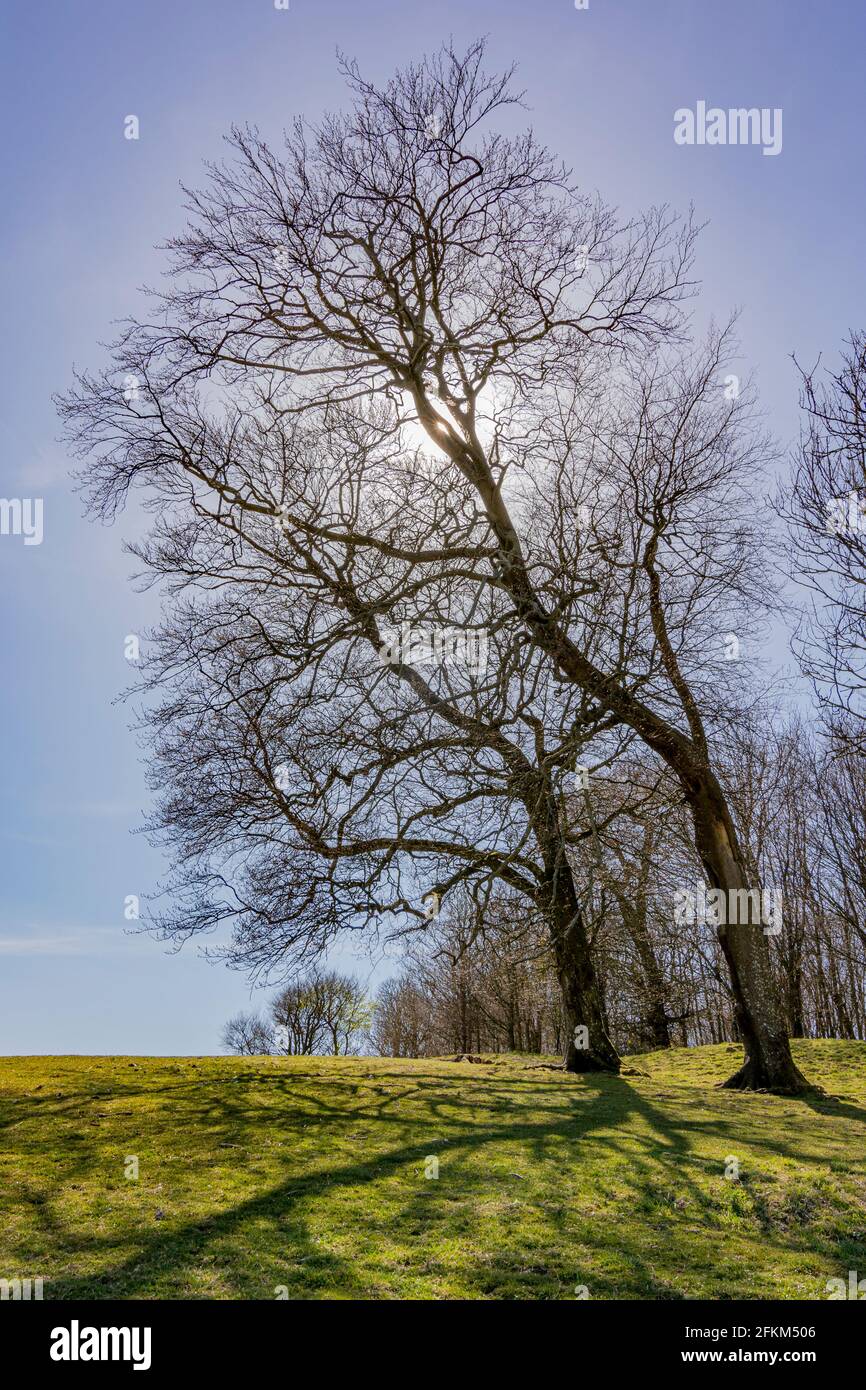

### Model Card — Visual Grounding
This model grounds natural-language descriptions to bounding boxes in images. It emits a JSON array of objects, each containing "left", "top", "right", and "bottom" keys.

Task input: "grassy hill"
[{"left": 1, "top": 1040, "right": 865, "bottom": 1300}]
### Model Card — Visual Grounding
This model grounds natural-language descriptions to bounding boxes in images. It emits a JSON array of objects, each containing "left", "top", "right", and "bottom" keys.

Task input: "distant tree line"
[
  {"left": 227, "top": 701, "right": 866, "bottom": 1058},
  {"left": 370, "top": 710, "right": 866, "bottom": 1058}
]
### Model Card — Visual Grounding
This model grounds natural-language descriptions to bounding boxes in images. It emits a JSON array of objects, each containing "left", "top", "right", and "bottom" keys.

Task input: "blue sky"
[{"left": 0, "top": 0, "right": 863, "bottom": 1053}]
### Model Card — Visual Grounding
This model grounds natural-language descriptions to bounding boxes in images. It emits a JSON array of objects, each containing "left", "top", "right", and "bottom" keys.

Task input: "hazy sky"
[{"left": 1, "top": 0, "right": 863, "bottom": 1053}]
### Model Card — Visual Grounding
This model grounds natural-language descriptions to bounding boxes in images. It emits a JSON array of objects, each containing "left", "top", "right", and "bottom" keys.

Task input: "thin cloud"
[{"left": 0, "top": 926, "right": 154, "bottom": 957}]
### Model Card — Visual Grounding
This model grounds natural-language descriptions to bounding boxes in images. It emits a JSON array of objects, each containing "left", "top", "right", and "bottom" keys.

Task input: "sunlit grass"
[{"left": 1, "top": 1040, "right": 864, "bottom": 1299}]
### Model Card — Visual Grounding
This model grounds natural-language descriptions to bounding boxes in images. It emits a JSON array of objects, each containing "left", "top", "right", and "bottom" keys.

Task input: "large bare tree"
[{"left": 60, "top": 41, "right": 808, "bottom": 1090}]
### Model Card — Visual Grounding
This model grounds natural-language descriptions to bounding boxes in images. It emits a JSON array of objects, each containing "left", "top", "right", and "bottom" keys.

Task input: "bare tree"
[
  {"left": 372, "top": 892, "right": 564, "bottom": 1057},
  {"left": 813, "top": 726, "right": 866, "bottom": 971},
  {"left": 221, "top": 1011, "right": 275, "bottom": 1055},
  {"left": 59, "top": 42, "right": 806, "bottom": 1089},
  {"left": 779, "top": 332, "right": 866, "bottom": 754},
  {"left": 314, "top": 970, "right": 374, "bottom": 1055},
  {"left": 270, "top": 970, "right": 370, "bottom": 1055},
  {"left": 369, "top": 977, "right": 433, "bottom": 1057}
]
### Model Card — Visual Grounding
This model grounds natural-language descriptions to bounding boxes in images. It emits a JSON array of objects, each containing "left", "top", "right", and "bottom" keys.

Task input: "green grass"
[{"left": 1, "top": 1040, "right": 865, "bottom": 1300}]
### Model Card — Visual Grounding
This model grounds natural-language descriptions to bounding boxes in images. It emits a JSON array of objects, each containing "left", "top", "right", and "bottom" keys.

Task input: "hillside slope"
[{"left": 1, "top": 1040, "right": 865, "bottom": 1300}]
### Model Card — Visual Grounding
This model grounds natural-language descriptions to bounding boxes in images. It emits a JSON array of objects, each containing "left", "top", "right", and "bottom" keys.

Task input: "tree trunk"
[
  {"left": 408, "top": 406, "right": 813, "bottom": 1092},
  {"left": 548, "top": 875, "right": 620, "bottom": 1074},
  {"left": 613, "top": 887, "right": 672, "bottom": 1050},
  {"left": 625, "top": 908, "right": 672, "bottom": 1050},
  {"left": 787, "top": 966, "right": 805, "bottom": 1039},
  {"left": 644, "top": 997, "right": 673, "bottom": 1051},
  {"left": 692, "top": 787, "right": 809, "bottom": 1093}
]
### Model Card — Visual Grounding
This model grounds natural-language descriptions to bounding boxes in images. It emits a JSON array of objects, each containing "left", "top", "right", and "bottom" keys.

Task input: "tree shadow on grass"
[
  {"left": 794, "top": 1089, "right": 866, "bottom": 1126},
  {"left": 18, "top": 1066, "right": 859, "bottom": 1300}
]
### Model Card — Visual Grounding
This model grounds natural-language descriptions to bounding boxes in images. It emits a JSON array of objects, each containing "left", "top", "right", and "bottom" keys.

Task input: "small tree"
[
  {"left": 221, "top": 1011, "right": 275, "bottom": 1055},
  {"left": 271, "top": 970, "right": 371, "bottom": 1055}
]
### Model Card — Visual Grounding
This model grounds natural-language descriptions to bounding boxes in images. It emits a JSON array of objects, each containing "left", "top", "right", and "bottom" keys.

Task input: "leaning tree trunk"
[
  {"left": 613, "top": 888, "right": 672, "bottom": 1050},
  {"left": 692, "top": 786, "right": 809, "bottom": 1093},
  {"left": 548, "top": 872, "right": 620, "bottom": 1074}
]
